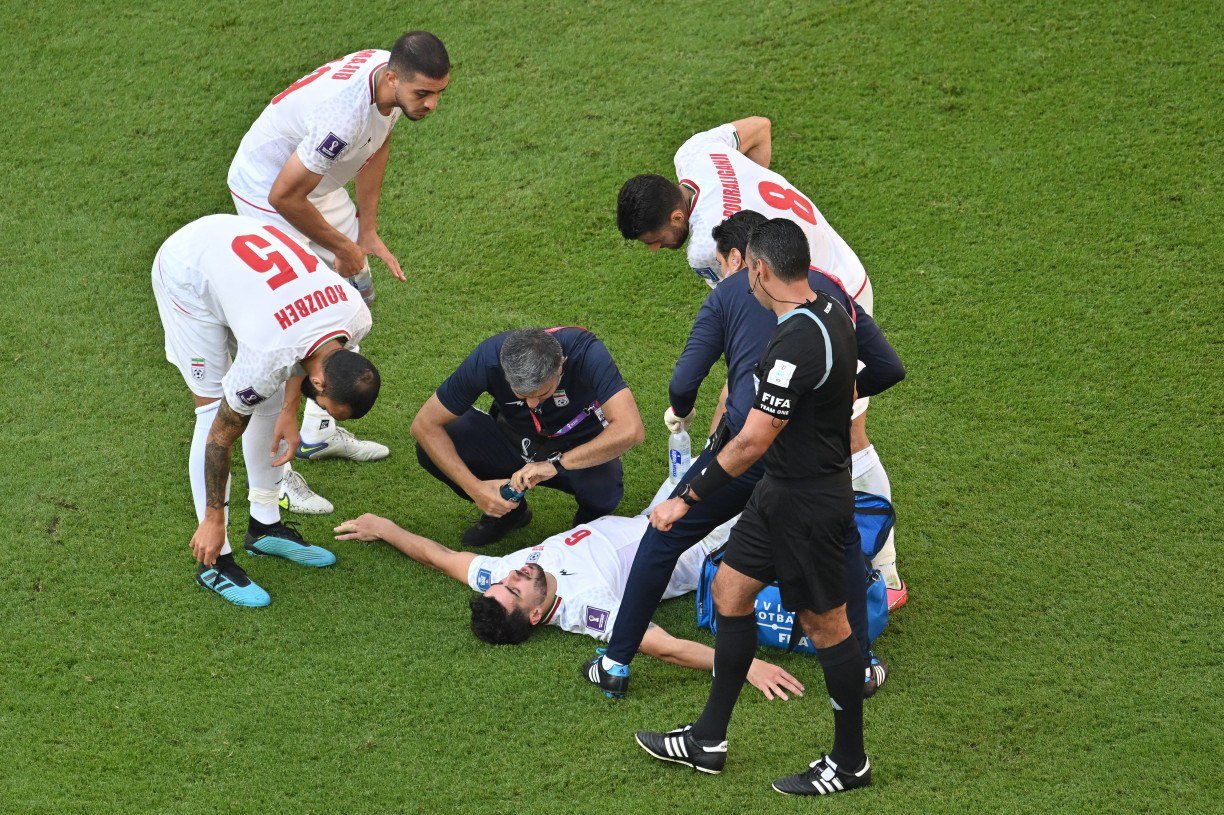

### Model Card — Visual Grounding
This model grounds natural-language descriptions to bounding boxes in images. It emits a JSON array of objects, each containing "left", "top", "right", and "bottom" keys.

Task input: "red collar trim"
[
  {"left": 305, "top": 329, "right": 350, "bottom": 358},
  {"left": 542, "top": 595, "right": 563, "bottom": 625}
]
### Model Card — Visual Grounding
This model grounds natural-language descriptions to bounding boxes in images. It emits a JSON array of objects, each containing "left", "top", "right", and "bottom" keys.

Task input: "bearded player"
[
  {"left": 152, "top": 214, "right": 380, "bottom": 606},
  {"left": 616, "top": 118, "right": 905, "bottom": 607},
  {"left": 333, "top": 480, "right": 804, "bottom": 700},
  {"left": 228, "top": 31, "right": 449, "bottom": 514}
]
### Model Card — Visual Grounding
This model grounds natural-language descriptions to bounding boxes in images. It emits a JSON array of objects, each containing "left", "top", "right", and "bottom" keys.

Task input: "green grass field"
[{"left": 2, "top": 1, "right": 1220, "bottom": 812}]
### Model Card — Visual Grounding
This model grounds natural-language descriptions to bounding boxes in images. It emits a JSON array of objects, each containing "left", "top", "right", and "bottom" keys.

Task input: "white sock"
[
  {"left": 242, "top": 389, "right": 285, "bottom": 526},
  {"left": 300, "top": 397, "right": 337, "bottom": 445},
  {"left": 601, "top": 655, "right": 624, "bottom": 671},
  {"left": 191, "top": 402, "right": 231, "bottom": 556},
  {"left": 851, "top": 445, "right": 902, "bottom": 589}
]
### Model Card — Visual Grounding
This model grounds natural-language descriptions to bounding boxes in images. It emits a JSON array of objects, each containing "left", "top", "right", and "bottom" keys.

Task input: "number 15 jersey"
[
  {"left": 155, "top": 214, "right": 371, "bottom": 414},
  {"left": 673, "top": 123, "right": 868, "bottom": 299}
]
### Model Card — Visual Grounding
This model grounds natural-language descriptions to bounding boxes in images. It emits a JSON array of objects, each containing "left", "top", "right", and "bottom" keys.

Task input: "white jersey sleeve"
[{"left": 468, "top": 554, "right": 511, "bottom": 592}]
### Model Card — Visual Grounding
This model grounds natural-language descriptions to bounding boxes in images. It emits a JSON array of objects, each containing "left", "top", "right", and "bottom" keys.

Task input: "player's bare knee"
[
  {"left": 798, "top": 606, "right": 852, "bottom": 649},
  {"left": 192, "top": 394, "right": 221, "bottom": 409},
  {"left": 711, "top": 568, "right": 761, "bottom": 617},
  {"left": 850, "top": 413, "right": 870, "bottom": 453}
]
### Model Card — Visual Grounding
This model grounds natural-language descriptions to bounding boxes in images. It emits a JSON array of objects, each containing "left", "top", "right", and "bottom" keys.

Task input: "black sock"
[
  {"left": 691, "top": 612, "right": 757, "bottom": 742},
  {"left": 817, "top": 633, "right": 866, "bottom": 770}
]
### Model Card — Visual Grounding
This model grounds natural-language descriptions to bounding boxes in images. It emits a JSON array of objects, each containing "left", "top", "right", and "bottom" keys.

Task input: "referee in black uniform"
[{"left": 636, "top": 219, "right": 871, "bottom": 796}]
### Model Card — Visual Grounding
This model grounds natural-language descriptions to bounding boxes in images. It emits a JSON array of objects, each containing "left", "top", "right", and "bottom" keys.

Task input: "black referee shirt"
[{"left": 751, "top": 293, "right": 858, "bottom": 479}]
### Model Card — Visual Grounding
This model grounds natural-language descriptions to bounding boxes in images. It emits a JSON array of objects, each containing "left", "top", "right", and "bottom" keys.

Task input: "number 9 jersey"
[
  {"left": 672, "top": 123, "right": 869, "bottom": 303},
  {"left": 152, "top": 214, "right": 372, "bottom": 415}
]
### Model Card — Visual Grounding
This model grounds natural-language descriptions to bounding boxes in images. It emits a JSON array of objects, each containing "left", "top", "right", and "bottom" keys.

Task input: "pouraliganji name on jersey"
[
  {"left": 333, "top": 49, "right": 379, "bottom": 80},
  {"left": 711, "top": 153, "right": 742, "bottom": 218},
  {"left": 273, "top": 284, "right": 350, "bottom": 330}
]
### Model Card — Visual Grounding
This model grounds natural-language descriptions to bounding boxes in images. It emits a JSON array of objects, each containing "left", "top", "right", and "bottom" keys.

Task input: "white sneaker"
[
  {"left": 278, "top": 465, "right": 335, "bottom": 515},
  {"left": 295, "top": 426, "right": 390, "bottom": 462}
]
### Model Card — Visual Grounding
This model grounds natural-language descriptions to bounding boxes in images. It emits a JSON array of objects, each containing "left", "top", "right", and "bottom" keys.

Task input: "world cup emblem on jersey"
[
  {"left": 190, "top": 357, "right": 205, "bottom": 382},
  {"left": 552, "top": 389, "right": 569, "bottom": 408},
  {"left": 316, "top": 132, "right": 348, "bottom": 160}
]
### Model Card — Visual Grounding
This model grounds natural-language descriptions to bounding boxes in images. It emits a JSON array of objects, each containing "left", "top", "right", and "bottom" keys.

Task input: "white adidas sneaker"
[
  {"left": 278, "top": 465, "right": 335, "bottom": 515},
  {"left": 295, "top": 427, "right": 390, "bottom": 462}
]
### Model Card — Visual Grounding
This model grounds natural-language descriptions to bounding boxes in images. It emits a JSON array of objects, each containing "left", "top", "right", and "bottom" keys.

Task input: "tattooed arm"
[{"left": 189, "top": 399, "right": 252, "bottom": 567}]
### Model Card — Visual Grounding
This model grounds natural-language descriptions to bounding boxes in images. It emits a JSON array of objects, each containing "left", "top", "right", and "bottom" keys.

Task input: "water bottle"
[
  {"left": 500, "top": 483, "right": 524, "bottom": 502},
  {"left": 348, "top": 261, "right": 376, "bottom": 305},
  {"left": 668, "top": 430, "right": 691, "bottom": 483}
]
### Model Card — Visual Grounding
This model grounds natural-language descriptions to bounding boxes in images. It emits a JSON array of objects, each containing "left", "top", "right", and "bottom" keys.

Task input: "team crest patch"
[
  {"left": 190, "top": 357, "right": 205, "bottom": 382},
  {"left": 767, "top": 359, "right": 797, "bottom": 388},
  {"left": 584, "top": 607, "right": 609, "bottom": 633},
  {"left": 316, "top": 132, "right": 348, "bottom": 160},
  {"left": 552, "top": 389, "right": 569, "bottom": 408},
  {"left": 235, "top": 387, "right": 265, "bottom": 407},
  {"left": 475, "top": 569, "right": 492, "bottom": 591}
]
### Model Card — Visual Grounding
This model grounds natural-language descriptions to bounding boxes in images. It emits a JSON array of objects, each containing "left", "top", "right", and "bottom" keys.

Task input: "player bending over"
[{"left": 333, "top": 482, "right": 803, "bottom": 700}]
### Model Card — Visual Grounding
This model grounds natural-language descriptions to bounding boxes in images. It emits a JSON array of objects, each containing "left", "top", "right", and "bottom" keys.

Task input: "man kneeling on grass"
[{"left": 333, "top": 482, "right": 803, "bottom": 700}]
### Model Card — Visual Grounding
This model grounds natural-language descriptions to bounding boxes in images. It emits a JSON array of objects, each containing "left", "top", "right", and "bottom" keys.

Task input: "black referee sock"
[
  {"left": 691, "top": 612, "right": 758, "bottom": 742},
  {"left": 816, "top": 633, "right": 866, "bottom": 770}
]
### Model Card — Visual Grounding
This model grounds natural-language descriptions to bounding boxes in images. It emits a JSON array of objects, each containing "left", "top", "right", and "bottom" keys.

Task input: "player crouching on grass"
[
  {"left": 153, "top": 214, "right": 381, "bottom": 607},
  {"left": 332, "top": 480, "right": 805, "bottom": 700}
]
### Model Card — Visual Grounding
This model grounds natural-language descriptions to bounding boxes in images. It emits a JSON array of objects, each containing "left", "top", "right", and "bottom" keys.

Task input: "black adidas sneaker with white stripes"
[
  {"left": 772, "top": 754, "right": 871, "bottom": 796},
  {"left": 634, "top": 724, "right": 727, "bottom": 774}
]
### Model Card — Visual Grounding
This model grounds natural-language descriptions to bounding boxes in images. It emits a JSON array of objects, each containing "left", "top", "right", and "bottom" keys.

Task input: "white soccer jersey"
[
  {"left": 228, "top": 49, "right": 400, "bottom": 210},
  {"left": 156, "top": 214, "right": 372, "bottom": 414},
  {"left": 466, "top": 513, "right": 730, "bottom": 643},
  {"left": 673, "top": 123, "right": 869, "bottom": 299}
]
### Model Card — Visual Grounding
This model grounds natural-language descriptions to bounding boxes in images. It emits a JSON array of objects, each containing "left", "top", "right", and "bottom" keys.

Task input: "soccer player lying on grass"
[{"left": 333, "top": 485, "right": 805, "bottom": 700}]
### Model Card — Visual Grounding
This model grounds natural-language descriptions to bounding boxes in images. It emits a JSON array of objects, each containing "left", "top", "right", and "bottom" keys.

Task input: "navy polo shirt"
[
  {"left": 436, "top": 327, "right": 629, "bottom": 453},
  {"left": 669, "top": 269, "right": 905, "bottom": 435}
]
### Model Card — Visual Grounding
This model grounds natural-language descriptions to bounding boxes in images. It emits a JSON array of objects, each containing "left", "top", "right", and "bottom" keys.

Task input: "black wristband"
[{"left": 686, "top": 456, "right": 733, "bottom": 503}]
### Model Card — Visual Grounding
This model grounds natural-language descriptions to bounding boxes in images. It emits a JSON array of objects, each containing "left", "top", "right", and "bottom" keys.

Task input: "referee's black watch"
[
  {"left": 679, "top": 485, "right": 699, "bottom": 506},
  {"left": 547, "top": 452, "right": 566, "bottom": 473}
]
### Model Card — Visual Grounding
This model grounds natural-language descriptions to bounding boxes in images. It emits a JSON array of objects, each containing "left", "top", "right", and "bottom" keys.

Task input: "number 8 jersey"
[
  {"left": 673, "top": 123, "right": 868, "bottom": 300},
  {"left": 154, "top": 214, "right": 372, "bottom": 415}
]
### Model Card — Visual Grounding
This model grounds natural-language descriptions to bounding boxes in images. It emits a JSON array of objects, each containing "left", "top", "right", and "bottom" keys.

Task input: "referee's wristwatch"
[
  {"left": 679, "top": 485, "right": 699, "bottom": 506},
  {"left": 547, "top": 452, "right": 566, "bottom": 473}
]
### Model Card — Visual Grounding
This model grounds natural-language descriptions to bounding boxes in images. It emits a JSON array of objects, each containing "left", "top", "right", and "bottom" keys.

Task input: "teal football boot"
[
  {"left": 196, "top": 554, "right": 271, "bottom": 607},
  {"left": 244, "top": 520, "right": 337, "bottom": 567}
]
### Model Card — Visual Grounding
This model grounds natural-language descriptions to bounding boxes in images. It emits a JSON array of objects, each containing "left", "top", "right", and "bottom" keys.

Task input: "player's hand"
[
  {"left": 664, "top": 406, "right": 696, "bottom": 434},
  {"left": 471, "top": 479, "right": 520, "bottom": 517},
  {"left": 510, "top": 461, "right": 557, "bottom": 493},
  {"left": 358, "top": 231, "right": 405, "bottom": 282},
  {"left": 270, "top": 412, "right": 300, "bottom": 466},
  {"left": 747, "top": 659, "right": 805, "bottom": 701},
  {"left": 334, "top": 241, "right": 367, "bottom": 278},
  {"left": 649, "top": 497, "right": 690, "bottom": 531},
  {"left": 334, "top": 513, "right": 392, "bottom": 542},
  {"left": 190, "top": 517, "right": 227, "bottom": 567}
]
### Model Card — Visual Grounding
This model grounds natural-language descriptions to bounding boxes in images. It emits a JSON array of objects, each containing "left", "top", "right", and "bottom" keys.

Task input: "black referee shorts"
[{"left": 722, "top": 472, "right": 854, "bottom": 615}]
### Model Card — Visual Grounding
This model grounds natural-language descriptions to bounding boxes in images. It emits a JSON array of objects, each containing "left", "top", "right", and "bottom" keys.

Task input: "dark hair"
[
  {"left": 469, "top": 595, "right": 535, "bottom": 645},
  {"left": 389, "top": 31, "right": 450, "bottom": 80},
  {"left": 322, "top": 349, "right": 381, "bottom": 419},
  {"left": 617, "top": 174, "right": 683, "bottom": 239},
  {"left": 746, "top": 218, "right": 811, "bottom": 282},
  {"left": 499, "top": 329, "right": 563, "bottom": 394},
  {"left": 712, "top": 210, "right": 768, "bottom": 261}
]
